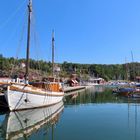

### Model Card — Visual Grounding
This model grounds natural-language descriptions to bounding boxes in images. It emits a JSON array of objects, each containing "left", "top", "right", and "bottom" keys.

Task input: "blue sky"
[{"left": 0, "top": 0, "right": 140, "bottom": 64}]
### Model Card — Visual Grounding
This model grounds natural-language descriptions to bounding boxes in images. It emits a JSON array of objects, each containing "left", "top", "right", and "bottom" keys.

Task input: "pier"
[{"left": 64, "top": 86, "right": 86, "bottom": 95}]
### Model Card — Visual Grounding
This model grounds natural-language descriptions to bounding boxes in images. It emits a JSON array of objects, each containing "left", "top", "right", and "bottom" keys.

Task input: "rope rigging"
[
  {"left": 0, "top": 0, "right": 27, "bottom": 30},
  {"left": 1, "top": 0, "right": 47, "bottom": 81},
  {"left": 9, "top": 0, "right": 43, "bottom": 80},
  {"left": 10, "top": 10, "right": 28, "bottom": 78},
  {"left": 31, "top": 11, "right": 43, "bottom": 78},
  {"left": 0, "top": 4, "right": 27, "bottom": 61}
]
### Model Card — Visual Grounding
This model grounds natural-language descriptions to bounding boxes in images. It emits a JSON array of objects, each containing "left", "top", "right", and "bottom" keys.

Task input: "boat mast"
[
  {"left": 25, "top": 0, "right": 32, "bottom": 82},
  {"left": 52, "top": 30, "right": 55, "bottom": 77},
  {"left": 125, "top": 57, "right": 129, "bottom": 81},
  {"left": 131, "top": 51, "right": 135, "bottom": 81}
]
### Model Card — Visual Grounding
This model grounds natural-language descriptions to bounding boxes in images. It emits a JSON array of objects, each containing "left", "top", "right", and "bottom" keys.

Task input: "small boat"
[
  {"left": 135, "top": 83, "right": 140, "bottom": 87},
  {"left": 132, "top": 93, "right": 140, "bottom": 98},
  {"left": 0, "top": 101, "right": 64, "bottom": 140},
  {"left": 4, "top": 0, "right": 64, "bottom": 111},
  {"left": 112, "top": 87, "right": 136, "bottom": 97},
  {"left": 112, "top": 87, "right": 140, "bottom": 98},
  {"left": 0, "top": 78, "right": 11, "bottom": 85}
]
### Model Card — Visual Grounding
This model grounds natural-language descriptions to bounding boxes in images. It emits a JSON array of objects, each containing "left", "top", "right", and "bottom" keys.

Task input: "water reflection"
[
  {"left": 0, "top": 101, "right": 64, "bottom": 140},
  {"left": 65, "top": 86, "right": 140, "bottom": 105},
  {"left": 65, "top": 86, "right": 116, "bottom": 105},
  {"left": 63, "top": 86, "right": 140, "bottom": 140},
  {"left": 0, "top": 87, "right": 140, "bottom": 140}
]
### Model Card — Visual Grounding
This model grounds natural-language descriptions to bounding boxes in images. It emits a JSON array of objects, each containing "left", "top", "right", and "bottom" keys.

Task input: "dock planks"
[{"left": 64, "top": 86, "right": 86, "bottom": 93}]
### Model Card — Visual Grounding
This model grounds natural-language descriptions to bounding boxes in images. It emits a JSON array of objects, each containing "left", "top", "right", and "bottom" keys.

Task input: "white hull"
[
  {"left": 5, "top": 84, "right": 64, "bottom": 111},
  {"left": 1, "top": 101, "right": 64, "bottom": 140}
]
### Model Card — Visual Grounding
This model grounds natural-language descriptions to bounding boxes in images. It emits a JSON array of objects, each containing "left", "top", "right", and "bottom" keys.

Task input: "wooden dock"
[
  {"left": 64, "top": 88, "right": 85, "bottom": 96},
  {"left": 64, "top": 86, "right": 86, "bottom": 93}
]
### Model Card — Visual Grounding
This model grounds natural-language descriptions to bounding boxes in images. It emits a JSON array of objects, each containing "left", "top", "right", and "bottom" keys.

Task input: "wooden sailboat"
[{"left": 4, "top": 0, "right": 64, "bottom": 111}]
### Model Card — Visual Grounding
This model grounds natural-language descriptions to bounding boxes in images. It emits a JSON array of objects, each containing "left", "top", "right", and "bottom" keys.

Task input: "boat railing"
[{"left": 31, "top": 81, "right": 63, "bottom": 92}]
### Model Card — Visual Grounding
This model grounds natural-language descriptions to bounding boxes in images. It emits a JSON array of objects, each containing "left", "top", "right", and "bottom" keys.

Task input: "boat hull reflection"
[{"left": 1, "top": 101, "right": 64, "bottom": 140}]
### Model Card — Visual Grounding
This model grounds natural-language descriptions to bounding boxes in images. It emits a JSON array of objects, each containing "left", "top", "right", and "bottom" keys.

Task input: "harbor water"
[{"left": 0, "top": 86, "right": 140, "bottom": 140}]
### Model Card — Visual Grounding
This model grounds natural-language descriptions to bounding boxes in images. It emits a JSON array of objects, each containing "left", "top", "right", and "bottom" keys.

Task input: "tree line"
[{"left": 0, "top": 54, "right": 140, "bottom": 81}]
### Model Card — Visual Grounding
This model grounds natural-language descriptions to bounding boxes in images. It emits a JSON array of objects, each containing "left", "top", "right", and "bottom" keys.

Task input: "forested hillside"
[{"left": 0, "top": 54, "right": 139, "bottom": 81}]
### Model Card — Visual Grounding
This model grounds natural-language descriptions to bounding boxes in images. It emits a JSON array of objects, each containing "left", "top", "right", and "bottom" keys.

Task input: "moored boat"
[
  {"left": 112, "top": 87, "right": 136, "bottom": 97},
  {"left": 5, "top": 82, "right": 64, "bottom": 111},
  {"left": 112, "top": 87, "right": 140, "bottom": 98},
  {"left": 4, "top": 0, "right": 64, "bottom": 111},
  {"left": 132, "top": 93, "right": 140, "bottom": 98}
]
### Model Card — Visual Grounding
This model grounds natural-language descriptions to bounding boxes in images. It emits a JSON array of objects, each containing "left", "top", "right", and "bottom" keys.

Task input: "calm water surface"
[{"left": 0, "top": 86, "right": 140, "bottom": 140}]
